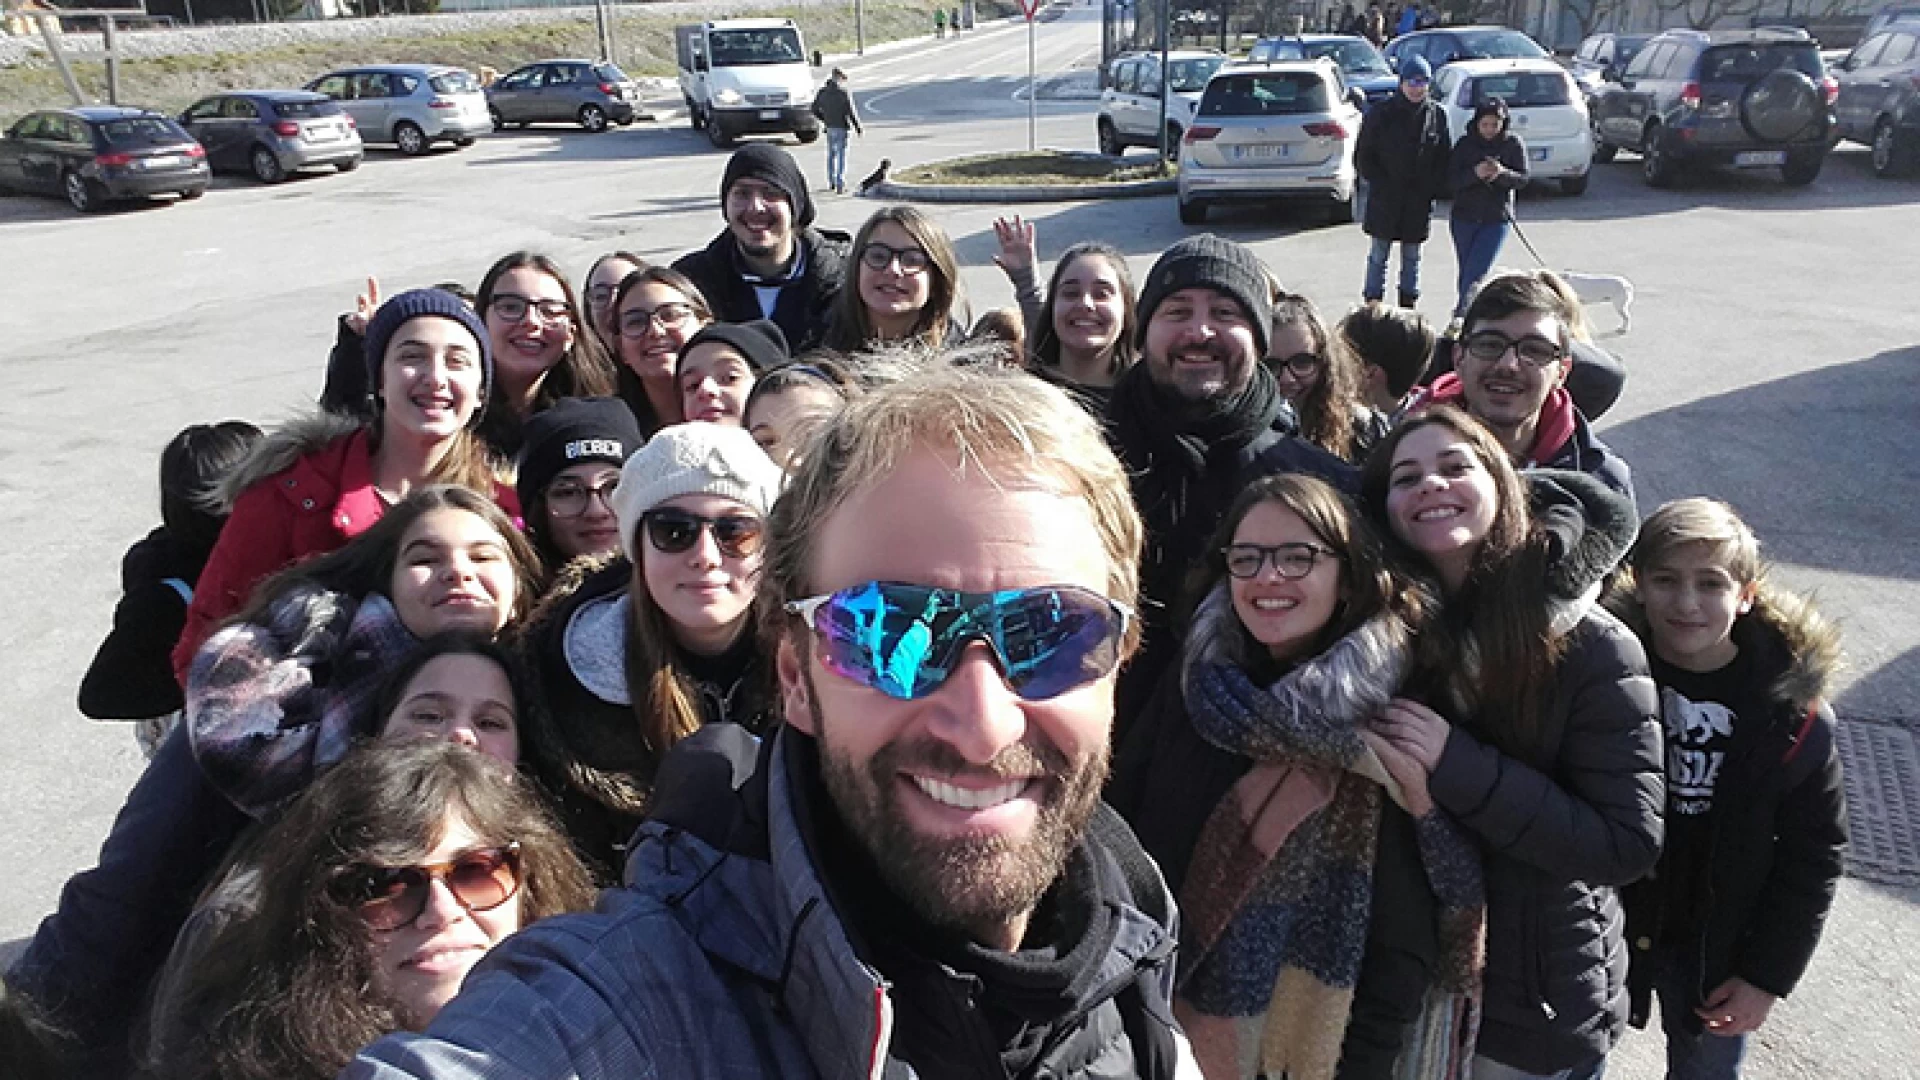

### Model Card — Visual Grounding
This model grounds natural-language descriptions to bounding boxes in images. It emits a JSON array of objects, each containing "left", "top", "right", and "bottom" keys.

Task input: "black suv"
[{"left": 1590, "top": 28, "right": 1836, "bottom": 187}]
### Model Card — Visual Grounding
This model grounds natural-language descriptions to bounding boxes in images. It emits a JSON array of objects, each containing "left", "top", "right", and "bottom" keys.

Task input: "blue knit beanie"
[
  {"left": 1399, "top": 55, "right": 1433, "bottom": 82},
  {"left": 362, "top": 287, "right": 493, "bottom": 427}
]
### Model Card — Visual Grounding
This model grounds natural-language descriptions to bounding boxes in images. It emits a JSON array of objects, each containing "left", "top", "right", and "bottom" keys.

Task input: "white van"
[{"left": 676, "top": 19, "right": 823, "bottom": 149}]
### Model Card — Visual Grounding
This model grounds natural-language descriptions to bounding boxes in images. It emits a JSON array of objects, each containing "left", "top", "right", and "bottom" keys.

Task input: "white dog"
[{"left": 1556, "top": 270, "right": 1635, "bottom": 335}]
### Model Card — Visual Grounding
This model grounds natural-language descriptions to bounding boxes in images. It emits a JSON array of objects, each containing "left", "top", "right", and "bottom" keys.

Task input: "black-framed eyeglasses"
[
  {"left": 331, "top": 843, "right": 523, "bottom": 932},
  {"left": 1272, "top": 351, "right": 1324, "bottom": 378},
  {"left": 488, "top": 293, "right": 571, "bottom": 325},
  {"left": 1223, "top": 542, "right": 1340, "bottom": 580},
  {"left": 641, "top": 508, "right": 765, "bottom": 560},
  {"left": 618, "top": 302, "right": 697, "bottom": 338},
  {"left": 1461, "top": 330, "right": 1564, "bottom": 368},
  {"left": 546, "top": 476, "right": 620, "bottom": 518},
  {"left": 859, "top": 242, "right": 931, "bottom": 274}
]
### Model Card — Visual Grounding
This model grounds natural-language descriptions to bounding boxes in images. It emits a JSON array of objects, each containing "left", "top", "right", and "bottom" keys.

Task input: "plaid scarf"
[{"left": 1173, "top": 589, "right": 1485, "bottom": 1080}]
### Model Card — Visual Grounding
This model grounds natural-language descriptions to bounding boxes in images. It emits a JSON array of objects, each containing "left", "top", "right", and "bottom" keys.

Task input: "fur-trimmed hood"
[
  {"left": 212, "top": 411, "right": 363, "bottom": 512},
  {"left": 1531, "top": 468, "right": 1637, "bottom": 634},
  {"left": 1606, "top": 581, "right": 1840, "bottom": 714}
]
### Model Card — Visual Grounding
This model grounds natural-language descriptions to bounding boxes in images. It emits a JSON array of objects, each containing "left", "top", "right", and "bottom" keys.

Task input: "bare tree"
[
  {"left": 1562, "top": 0, "right": 1628, "bottom": 40},
  {"left": 1654, "top": 0, "right": 1761, "bottom": 31}
]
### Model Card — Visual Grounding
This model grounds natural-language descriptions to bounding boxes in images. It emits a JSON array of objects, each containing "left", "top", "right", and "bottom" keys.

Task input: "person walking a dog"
[
  {"left": 1448, "top": 97, "right": 1529, "bottom": 324},
  {"left": 1355, "top": 56, "right": 1451, "bottom": 309}
]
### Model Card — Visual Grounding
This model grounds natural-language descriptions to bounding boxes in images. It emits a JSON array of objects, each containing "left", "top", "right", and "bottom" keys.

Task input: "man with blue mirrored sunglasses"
[{"left": 350, "top": 357, "right": 1203, "bottom": 1079}]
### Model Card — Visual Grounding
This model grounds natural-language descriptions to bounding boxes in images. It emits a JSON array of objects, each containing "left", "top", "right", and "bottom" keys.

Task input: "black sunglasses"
[
  {"left": 1271, "top": 351, "right": 1324, "bottom": 378},
  {"left": 641, "top": 508, "right": 765, "bottom": 560}
]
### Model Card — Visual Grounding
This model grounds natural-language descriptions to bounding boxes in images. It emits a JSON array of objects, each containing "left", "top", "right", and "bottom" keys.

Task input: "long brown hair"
[
  {"left": 148, "top": 740, "right": 596, "bottom": 1080},
  {"left": 233, "top": 485, "right": 544, "bottom": 636},
  {"left": 1269, "top": 293, "right": 1361, "bottom": 461},
  {"left": 1361, "top": 405, "right": 1563, "bottom": 761},
  {"left": 366, "top": 309, "right": 503, "bottom": 494},
  {"left": 824, "top": 206, "right": 962, "bottom": 353},
  {"left": 610, "top": 265, "right": 714, "bottom": 434},
  {"left": 1028, "top": 242, "right": 1139, "bottom": 374},
  {"left": 474, "top": 252, "right": 618, "bottom": 453}
]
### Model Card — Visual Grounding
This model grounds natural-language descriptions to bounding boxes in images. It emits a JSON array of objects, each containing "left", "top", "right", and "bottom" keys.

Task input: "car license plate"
[
  {"left": 759, "top": 109, "right": 781, "bottom": 120},
  {"left": 1734, "top": 150, "right": 1787, "bottom": 167},
  {"left": 1232, "top": 144, "right": 1292, "bottom": 161},
  {"left": 309, "top": 125, "right": 337, "bottom": 141},
  {"left": 141, "top": 155, "right": 182, "bottom": 169},
  {"left": 1531, "top": 146, "right": 1550, "bottom": 161}
]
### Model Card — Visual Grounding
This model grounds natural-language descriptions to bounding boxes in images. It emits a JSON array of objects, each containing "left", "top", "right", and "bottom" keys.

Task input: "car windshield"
[
  {"left": 1200, "top": 72, "right": 1331, "bottom": 116},
  {"left": 710, "top": 28, "right": 806, "bottom": 66},
  {"left": 1699, "top": 44, "right": 1822, "bottom": 80},
  {"left": 1468, "top": 71, "right": 1571, "bottom": 107},
  {"left": 97, "top": 117, "right": 186, "bottom": 146},
  {"left": 1307, "top": 39, "right": 1391, "bottom": 75},
  {"left": 1169, "top": 57, "right": 1227, "bottom": 92},
  {"left": 273, "top": 99, "right": 340, "bottom": 118},
  {"left": 594, "top": 63, "right": 630, "bottom": 82},
  {"left": 430, "top": 71, "right": 481, "bottom": 94},
  {"left": 1453, "top": 30, "right": 1548, "bottom": 59}
]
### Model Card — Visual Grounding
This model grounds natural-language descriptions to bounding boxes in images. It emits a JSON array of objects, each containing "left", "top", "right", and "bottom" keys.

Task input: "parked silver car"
[
  {"left": 487, "top": 59, "right": 638, "bottom": 132},
  {"left": 305, "top": 65, "right": 490, "bottom": 156},
  {"left": 179, "top": 90, "right": 363, "bottom": 183},
  {"left": 1177, "top": 59, "right": 1364, "bottom": 225}
]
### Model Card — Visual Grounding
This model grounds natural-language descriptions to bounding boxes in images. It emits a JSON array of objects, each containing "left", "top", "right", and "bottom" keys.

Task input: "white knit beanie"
[{"left": 611, "top": 422, "right": 785, "bottom": 562}]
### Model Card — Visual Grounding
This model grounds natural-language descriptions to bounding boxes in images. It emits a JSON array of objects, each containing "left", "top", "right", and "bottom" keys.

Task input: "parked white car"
[
  {"left": 1098, "top": 49, "right": 1227, "bottom": 156},
  {"left": 1432, "top": 58, "right": 1594, "bottom": 195},
  {"left": 1177, "top": 59, "right": 1364, "bottom": 225}
]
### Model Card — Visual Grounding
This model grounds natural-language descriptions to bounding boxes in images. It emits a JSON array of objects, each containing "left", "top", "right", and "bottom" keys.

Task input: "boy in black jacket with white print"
[{"left": 1609, "top": 497, "right": 1848, "bottom": 1079}]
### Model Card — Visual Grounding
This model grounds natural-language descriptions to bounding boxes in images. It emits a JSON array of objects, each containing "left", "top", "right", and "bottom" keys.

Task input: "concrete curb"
[{"left": 870, "top": 176, "right": 1176, "bottom": 202}]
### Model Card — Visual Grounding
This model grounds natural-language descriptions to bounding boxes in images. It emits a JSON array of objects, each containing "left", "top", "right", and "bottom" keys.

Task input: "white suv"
[
  {"left": 1431, "top": 58, "right": 1594, "bottom": 195},
  {"left": 1177, "top": 59, "right": 1364, "bottom": 225},
  {"left": 1098, "top": 50, "right": 1227, "bottom": 156}
]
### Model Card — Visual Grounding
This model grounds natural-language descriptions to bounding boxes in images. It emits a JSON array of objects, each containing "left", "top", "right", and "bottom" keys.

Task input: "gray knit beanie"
[
  {"left": 610, "top": 422, "right": 785, "bottom": 562},
  {"left": 1134, "top": 234, "right": 1274, "bottom": 356}
]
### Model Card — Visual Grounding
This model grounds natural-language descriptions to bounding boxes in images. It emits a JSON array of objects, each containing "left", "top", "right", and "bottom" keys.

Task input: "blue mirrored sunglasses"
[{"left": 786, "top": 582, "right": 1133, "bottom": 702}]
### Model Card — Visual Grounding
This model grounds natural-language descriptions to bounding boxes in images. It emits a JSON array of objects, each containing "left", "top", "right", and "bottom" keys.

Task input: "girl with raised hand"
[
  {"left": 10, "top": 487, "right": 543, "bottom": 1077},
  {"left": 516, "top": 422, "right": 784, "bottom": 877},
  {"left": 1359, "top": 405, "right": 1663, "bottom": 1080},
  {"left": 610, "top": 265, "right": 713, "bottom": 437},
  {"left": 1110, "top": 474, "right": 1482, "bottom": 1080},
  {"left": 992, "top": 216, "right": 1139, "bottom": 412},
  {"left": 823, "top": 205, "right": 965, "bottom": 353},
  {"left": 1266, "top": 292, "right": 1371, "bottom": 463},
  {"left": 174, "top": 289, "right": 507, "bottom": 681},
  {"left": 581, "top": 250, "right": 648, "bottom": 354},
  {"left": 145, "top": 739, "right": 595, "bottom": 1080},
  {"left": 473, "top": 251, "right": 617, "bottom": 457}
]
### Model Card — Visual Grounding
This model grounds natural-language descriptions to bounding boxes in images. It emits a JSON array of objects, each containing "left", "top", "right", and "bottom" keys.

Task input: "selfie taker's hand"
[
  {"left": 1372, "top": 698, "right": 1451, "bottom": 771},
  {"left": 1362, "top": 729, "right": 1434, "bottom": 817},
  {"left": 1697, "top": 977, "right": 1776, "bottom": 1036},
  {"left": 992, "top": 215, "right": 1036, "bottom": 274}
]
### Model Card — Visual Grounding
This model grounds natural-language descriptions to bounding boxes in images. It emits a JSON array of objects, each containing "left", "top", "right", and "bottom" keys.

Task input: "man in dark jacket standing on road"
[
  {"left": 347, "top": 360, "right": 1201, "bottom": 1080},
  {"left": 811, "top": 68, "right": 863, "bottom": 195},
  {"left": 1355, "top": 55, "right": 1451, "bottom": 308},
  {"left": 673, "top": 143, "right": 850, "bottom": 352}
]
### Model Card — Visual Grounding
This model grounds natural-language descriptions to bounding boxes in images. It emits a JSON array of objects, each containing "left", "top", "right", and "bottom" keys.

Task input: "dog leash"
[{"left": 1503, "top": 204, "right": 1550, "bottom": 269}]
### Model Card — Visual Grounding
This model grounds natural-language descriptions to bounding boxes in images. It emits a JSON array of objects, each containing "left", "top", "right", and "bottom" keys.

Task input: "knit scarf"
[
  {"left": 1172, "top": 588, "right": 1485, "bottom": 1080},
  {"left": 1423, "top": 372, "right": 1577, "bottom": 469}
]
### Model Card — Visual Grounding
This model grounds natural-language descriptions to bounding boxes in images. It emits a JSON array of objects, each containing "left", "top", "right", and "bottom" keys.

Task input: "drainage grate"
[{"left": 1836, "top": 718, "right": 1920, "bottom": 886}]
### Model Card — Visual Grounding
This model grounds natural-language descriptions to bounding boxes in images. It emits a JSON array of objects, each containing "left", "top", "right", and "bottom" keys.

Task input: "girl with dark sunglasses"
[
  {"left": 514, "top": 422, "right": 786, "bottom": 877},
  {"left": 1109, "top": 473, "right": 1488, "bottom": 1080},
  {"left": 143, "top": 739, "right": 594, "bottom": 1080}
]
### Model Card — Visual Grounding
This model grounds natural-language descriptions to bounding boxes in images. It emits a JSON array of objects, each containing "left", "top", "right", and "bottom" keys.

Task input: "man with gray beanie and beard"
[
  {"left": 673, "top": 143, "right": 851, "bottom": 353},
  {"left": 1106, "top": 233, "right": 1355, "bottom": 738}
]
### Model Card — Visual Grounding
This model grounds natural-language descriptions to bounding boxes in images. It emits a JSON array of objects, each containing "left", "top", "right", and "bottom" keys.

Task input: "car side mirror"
[
  {"left": 811, "top": 50, "right": 823, "bottom": 67},
  {"left": 694, "top": 56, "right": 709, "bottom": 72},
  {"left": 1348, "top": 86, "right": 1368, "bottom": 110}
]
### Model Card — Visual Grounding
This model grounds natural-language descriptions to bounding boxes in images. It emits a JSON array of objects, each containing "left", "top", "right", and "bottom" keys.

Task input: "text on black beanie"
[{"left": 515, "top": 396, "right": 644, "bottom": 511}]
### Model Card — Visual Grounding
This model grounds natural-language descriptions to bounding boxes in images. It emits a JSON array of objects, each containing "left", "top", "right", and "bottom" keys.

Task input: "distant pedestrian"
[
  {"left": 934, "top": 7, "right": 946, "bottom": 37},
  {"left": 1611, "top": 499, "right": 1848, "bottom": 1080},
  {"left": 811, "top": 67, "right": 863, "bottom": 195},
  {"left": 1448, "top": 97, "right": 1528, "bottom": 319},
  {"left": 1355, "top": 55, "right": 1450, "bottom": 308},
  {"left": 1396, "top": 2, "right": 1419, "bottom": 38},
  {"left": 951, "top": 6, "right": 961, "bottom": 31}
]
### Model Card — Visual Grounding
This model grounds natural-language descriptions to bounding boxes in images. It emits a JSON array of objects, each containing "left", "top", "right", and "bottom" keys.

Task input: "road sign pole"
[{"left": 1027, "top": 15, "right": 1036, "bottom": 151}]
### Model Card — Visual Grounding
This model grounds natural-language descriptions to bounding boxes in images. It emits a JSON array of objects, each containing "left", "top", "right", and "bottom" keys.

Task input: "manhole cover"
[{"left": 1836, "top": 718, "right": 1920, "bottom": 885}]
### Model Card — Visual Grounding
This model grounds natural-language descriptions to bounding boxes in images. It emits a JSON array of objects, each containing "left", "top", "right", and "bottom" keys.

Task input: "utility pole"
[
  {"left": 856, "top": 0, "right": 865, "bottom": 54},
  {"left": 1157, "top": 0, "right": 1170, "bottom": 160}
]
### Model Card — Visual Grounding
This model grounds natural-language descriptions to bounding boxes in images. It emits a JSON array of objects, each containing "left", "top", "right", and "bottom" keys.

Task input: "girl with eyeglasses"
[
  {"left": 822, "top": 205, "right": 966, "bottom": 354},
  {"left": 12, "top": 487, "right": 547, "bottom": 1077},
  {"left": 516, "top": 423, "right": 785, "bottom": 876},
  {"left": 992, "top": 217, "right": 1140, "bottom": 414},
  {"left": 173, "top": 289, "right": 511, "bottom": 684},
  {"left": 581, "top": 250, "right": 648, "bottom": 353},
  {"left": 610, "top": 265, "right": 714, "bottom": 437},
  {"left": 1359, "top": 406, "right": 1662, "bottom": 1080},
  {"left": 143, "top": 739, "right": 594, "bottom": 1080},
  {"left": 1266, "top": 292, "right": 1373, "bottom": 464},
  {"left": 1110, "top": 474, "right": 1486, "bottom": 1080},
  {"left": 473, "top": 252, "right": 617, "bottom": 457},
  {"left": 514, "top": 397, "right": 643, "bottom": 568}
]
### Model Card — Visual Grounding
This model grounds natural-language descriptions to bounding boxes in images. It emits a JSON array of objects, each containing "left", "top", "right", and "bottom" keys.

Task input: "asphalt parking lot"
[{"left": 3, "top": 9, "right": 1918, "bottom": 1075}]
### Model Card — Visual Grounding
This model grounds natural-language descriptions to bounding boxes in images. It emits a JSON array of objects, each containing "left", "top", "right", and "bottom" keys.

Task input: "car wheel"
[
  {"left": 452, "top": 137, "right": 475, "bottom": 148},
  {"left": 250, "top": 145, "right": 286, "bottom": 184},
  {"left": 1326, "top": 194, "right": 1355, "bottom": 225},
  {"left": 1097, "top": 117, "right": 1122, "bottom": 156},
  {"left": 62, "top": 170, "right": 99, "bottom": 213},
  {"left": 1780, "top": 150, "right": 1822, "bottom": 186},
  {"left": 336, "top": 155, "right": 362, "bottom": 173},
  {"left": 1872, "top": 117, "right": 1919, "bottom": 178},
  {"left": 707, "top": 116, "right": 734, "bottom": 149},
  {"left": 579, "top": 103, "right": 609, "bottom": 132},
  {"left": 394, "top": 121, "right": 429, "bottom": 156},
  {"left": 178, "top": 186, "right": 205, "bottom": 201},
  {"left": 1178, "top": 194, "right": 1206, "bottom": 225},
  {"left": 1641, "top": 128, "right": 1679, "bottom": 188},
  {"left": 1591, "top": 115, "right": 1617, "bottom": 163},
  {"left": 489, "top": 105, "right": 505, "bottom": 130},
  {"left": 686, "top": 98, "right": 704, "bottom": 131},
  {"left": 795, "top": 126, "right": 821, "bottom": 144},
  {"left": 1164, "top": 124, "right": 1183, "bottom": 160},
  {"left": 1560, "top": 172, "right": 1590, "bottom": 196}
]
